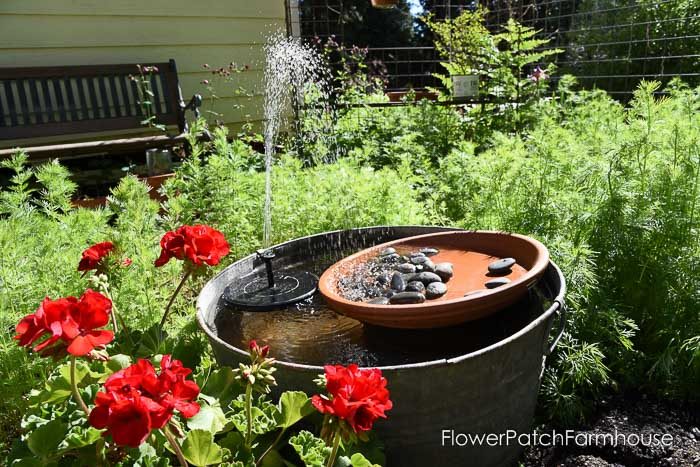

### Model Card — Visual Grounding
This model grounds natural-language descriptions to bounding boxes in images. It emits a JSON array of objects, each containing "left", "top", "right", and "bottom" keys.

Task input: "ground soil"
[{"left": 522, "top": 394, "right": 699, "bottom": 467}]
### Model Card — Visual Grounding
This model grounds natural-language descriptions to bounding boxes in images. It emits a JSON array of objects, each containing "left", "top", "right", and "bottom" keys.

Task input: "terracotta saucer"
[{"left": 318, "top": 230, "right": 549, "bottom": 329}]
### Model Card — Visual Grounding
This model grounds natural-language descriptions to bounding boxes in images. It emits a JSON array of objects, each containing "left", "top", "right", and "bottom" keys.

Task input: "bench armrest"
[{"left": 182, "top": 94, "right": 203, "bottom": 119}]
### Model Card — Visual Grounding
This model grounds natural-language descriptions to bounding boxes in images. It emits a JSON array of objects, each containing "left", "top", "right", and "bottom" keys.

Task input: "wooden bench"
[{"left": 0, "top": 60, "right": 201, "bottom": 161}]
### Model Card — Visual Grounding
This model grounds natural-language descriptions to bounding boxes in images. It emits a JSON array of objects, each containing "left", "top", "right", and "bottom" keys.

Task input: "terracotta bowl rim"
[{"left": 318, "top": 230, "right": 550, "bottom": 312}]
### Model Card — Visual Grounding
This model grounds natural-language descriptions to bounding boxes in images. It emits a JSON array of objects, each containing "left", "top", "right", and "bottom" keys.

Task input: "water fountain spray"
[{"left": 223, "top": 33, "right": 325, "bottom": 310}]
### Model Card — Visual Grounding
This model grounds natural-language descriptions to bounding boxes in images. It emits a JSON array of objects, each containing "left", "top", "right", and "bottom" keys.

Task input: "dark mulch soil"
[{"left": 522, "top": 394, "right": 699, "bottom": 467}]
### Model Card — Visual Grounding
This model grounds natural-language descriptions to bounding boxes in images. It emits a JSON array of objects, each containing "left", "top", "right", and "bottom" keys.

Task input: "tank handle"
[{"left": 545, "top": 299, "right": 567, "bottom": 356}]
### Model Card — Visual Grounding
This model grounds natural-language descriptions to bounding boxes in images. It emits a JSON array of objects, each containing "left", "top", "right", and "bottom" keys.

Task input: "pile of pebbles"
[
  {"left": 338, "top": 247, "right": 520, "bottom": 305},
  {"left": 363, "top": 246, "right": 454, "bottom": 305}
]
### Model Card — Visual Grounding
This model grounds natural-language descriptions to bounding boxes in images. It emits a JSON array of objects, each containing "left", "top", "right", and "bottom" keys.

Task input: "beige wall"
[{"left": 0, "top": 1, "right": 287, "bottom": 145}]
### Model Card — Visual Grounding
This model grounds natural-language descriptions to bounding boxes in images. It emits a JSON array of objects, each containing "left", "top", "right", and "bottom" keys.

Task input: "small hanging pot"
[{"left": 371, "top": 0, "right": 399, "bottom": 9}]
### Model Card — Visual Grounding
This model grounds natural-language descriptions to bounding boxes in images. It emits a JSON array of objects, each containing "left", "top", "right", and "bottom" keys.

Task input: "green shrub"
[
  {"left": 432, "top": 80, "right": 700, "bottom": 422},
  {"left": 0, "top": 140, "right": 429, "bottom": 457},
  {"left": 161, "top": 125, "right": 429, "bottom": 255}
]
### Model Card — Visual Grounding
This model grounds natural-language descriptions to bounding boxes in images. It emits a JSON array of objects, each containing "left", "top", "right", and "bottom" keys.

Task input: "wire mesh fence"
[{"left": 292, "top": 0, "right": 700, "bottom": 96}]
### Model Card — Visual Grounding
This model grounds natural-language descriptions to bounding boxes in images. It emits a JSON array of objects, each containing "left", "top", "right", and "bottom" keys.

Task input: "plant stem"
[
  {"left": 160, "top": 270, "right": 192, "bottom": 327},
  {"left": 103, "top": 285, "right": 132, "bottom": 346},
  {"left": 164, "top": 426, "right": 188, "bottom": 467},
  {"left": 96, "top": 438, "right": 106, "bottom": 467},
  {"left": 256, "top": 428, "right": 286, "bottom": 467},
  {"left": 109, "top": 304, "right": 119, "bottom": 334},
  {"left": 70, "top": 357, "right": 89, "bottom": 415},
  {"left": 325, "top": 430, "right": 341, "bottom": 467},
  {"left": 244, "top": 383, "right": 253, "bottom": 448}
]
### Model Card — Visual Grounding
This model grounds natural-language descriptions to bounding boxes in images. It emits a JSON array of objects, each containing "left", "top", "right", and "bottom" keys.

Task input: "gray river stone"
[
  {"left": 420, "top": 247, "right": 439, "bottom": 256},
  {"left": 410, "top": 255, "right": 430, "bottom": 265},
  {"left": 375, "top": 273, "right": 391, "bottom": 286},
  {"left": 426, "top": 282, "right": 448, "bottom": 298},
  {"left": 368, "top": 296, "right": 390, "bottom": 305},
  {"left": 405, "top": 281, "right": 426, "bottom": 293},
  {"left": 390, "top": 271, "right": 406, "bottom": 292},
  {"left": 488, "top": 257, "right": 516, "bottom": 274},
  {"left": 485, "top": 277, "right": 511, "bottom": 289},
  {"left": 380, "top": 247, "right": 397, "bottom": 257},
  {"left": 380, "top": 253, "right": 400, "bottom": 263},
  {"left": 397, "top": 263, "right": 417, "bottom": 274},
  {"left": 422, "top": 259, "right": 436, "bottom": 272},
  {"left": 435, "top": 262, "right": 454, "bottom": 282},
  {"left": 409, "top": 251, "right": 426, "bottom": 259},
  {"left": 389, "top": 291, "right": 426, "bottom": 304},
  {"left": 415, "top": 272, "right": 442, "bottom": 285}
]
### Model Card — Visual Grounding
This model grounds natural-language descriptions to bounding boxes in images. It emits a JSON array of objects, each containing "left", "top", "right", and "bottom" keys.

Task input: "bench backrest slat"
[
  {"left": 0, "top": 61, "right": 185, "bottom": 141},
  {"left": 3, "top": 81, "right": 19, "bottom": 127},
  {"left": 65, "top": 78, "right": 79, "bottom": 122}
]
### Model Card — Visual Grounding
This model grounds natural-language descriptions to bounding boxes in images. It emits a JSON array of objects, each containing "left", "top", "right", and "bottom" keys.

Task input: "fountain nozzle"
[{"left": 257, "top": 249, "right": 276, "bottom": 288}]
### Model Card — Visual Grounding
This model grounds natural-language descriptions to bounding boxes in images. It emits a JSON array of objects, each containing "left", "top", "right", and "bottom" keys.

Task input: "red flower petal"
[
  {"left": 108, "top": 399, "right": 152, "bottom": 447},
  {"left": 88, "top": 405, "right": 110, "bottom": 429},
  {"left": 78, "top": 242, "right": 114, "bottom": 271}
]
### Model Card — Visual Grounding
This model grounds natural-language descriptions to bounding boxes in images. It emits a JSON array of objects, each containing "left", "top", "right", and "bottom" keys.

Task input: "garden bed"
[{"left": 523, "top": 394, "right": 700, "bottom": 466}]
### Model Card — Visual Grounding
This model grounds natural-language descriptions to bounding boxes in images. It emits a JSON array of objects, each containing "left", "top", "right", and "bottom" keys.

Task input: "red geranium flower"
[
  {"left": 89, "top": 356, "right": 200, "bottom": 447},
  {"left": 78, "top": 242, "right": 115, "bottom": 272},
  {"left": 312, "top": 364, "right": 392, "bottom": 433},
  {"left": 14, "top": 289, "right": 114, "bottom": 357},
  {"left": 154, "top": 225, "right": 230, "bottom": 268},
  {"left": 90, "top": 394, "right": 152, "bottom": 448}
]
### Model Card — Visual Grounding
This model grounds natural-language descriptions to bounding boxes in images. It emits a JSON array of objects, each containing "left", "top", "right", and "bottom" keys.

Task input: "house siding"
[{"left": 0, "top": 1, "right": 285, "bottom": 147}]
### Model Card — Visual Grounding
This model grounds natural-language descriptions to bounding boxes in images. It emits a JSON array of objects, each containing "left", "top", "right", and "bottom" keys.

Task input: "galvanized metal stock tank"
[{"left": 196, "top": 226, "right": 567, "bottom": 467}]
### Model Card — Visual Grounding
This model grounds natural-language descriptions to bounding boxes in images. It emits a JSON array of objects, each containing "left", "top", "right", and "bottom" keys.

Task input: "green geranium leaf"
[
  {"left": 187, "top": 403, "right": 227, "bottom": 434},
  {"left": 260, "top": 448, "right": 286, "bottom": 467},
  {"left": 200, "top": 367, "right": 243, "bottom": 406},
  {"left": 106, "top": 354, "right": 133, "bottom": 372},
  {"left": 276, "top": 391, "right": 314, "bottom": 429},
  {"left": 27, "top": 419, "right": 68, "bottom": 458},
  {"left": 29, "top": 362, "right": 89, "bottom": 406},
  {"left": 230, "top": 395, "right": 279, "bottom": 436},
  {"left": 349, "top": 453, "right": 380, "bottom": 467},
  {"left": 218, "top": 431, "right": 244, "bottom": 452},
  {"left": 134, "top": 324, "right": 170, "bottom": 357},
  {"left": 219, "top": 431, "right": 255, "bottom": 466},
  {"left": 181, "top": 429, "right": 224, "bottom": 466},
  {"left": 289, "top": 430, "right": 329, "bottom": 467},
  {"left": 60, "top": 426, "right": 102, "bottom": 450},
  {"left": 130, "top": 442, "right": 172, "bottom": 467},
  {"left": 10, "top": 458, "right": 49, "bottom": 467}
]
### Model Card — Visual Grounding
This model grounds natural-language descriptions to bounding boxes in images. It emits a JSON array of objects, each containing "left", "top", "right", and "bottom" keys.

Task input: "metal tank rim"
[{"left": 196, "top": 225, "right": 567, "bottom": 372}]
